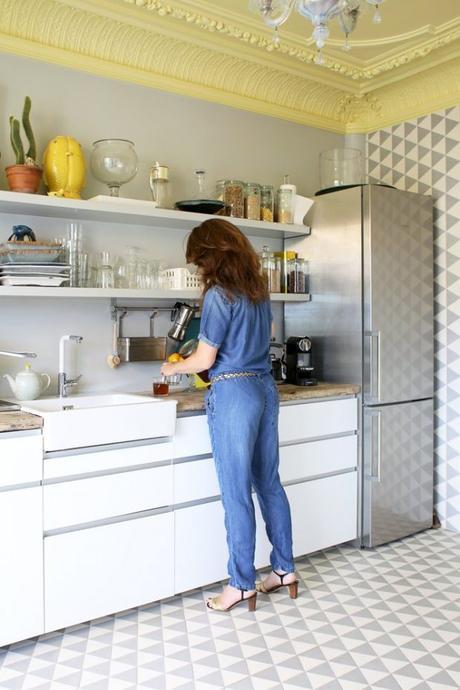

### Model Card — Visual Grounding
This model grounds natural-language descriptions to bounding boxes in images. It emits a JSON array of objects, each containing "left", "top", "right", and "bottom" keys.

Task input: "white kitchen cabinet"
[
  {"left": 44, "top": 439, "right": 173, "bottom": 480},
  {"left": 44, "top": 464, "right": 173, "bottom": 530},
  {"left": 287, "top": 472, "right": 358, "bottom": 558},
  {"left": 0, "top": 433, "right": 42, "bottom": 487},
  {"left": 0, "top": 432, "right": 44, "bottom": 646},
  {"left": 174, "top": 501, "right": 228, "bottom": 593},
  {"left": 174, "top": 456, "right": 219, "bottom": 504},
  {"left": 279, "top": 398, "right": 357, "bottom": 444},
  {"left": 279, "top": 435, "right": 357, "bottom": 483},
  {"left": 44, "top": 511, "right": 174, "bottom": 632},
  {"left": 0, "top": 486, "right": 44, "bottom": 646},
  {"left": 174, "top": 415, "right": 212, "bottom": 458}
]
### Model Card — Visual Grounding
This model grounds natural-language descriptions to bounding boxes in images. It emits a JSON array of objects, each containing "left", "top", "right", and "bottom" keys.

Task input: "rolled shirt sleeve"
[{"left": 198, "top": 287, "right": 232, "bottom": 349}]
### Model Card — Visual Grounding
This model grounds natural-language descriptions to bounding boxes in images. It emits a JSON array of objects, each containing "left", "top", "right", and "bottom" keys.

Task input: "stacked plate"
[
  {"left": 0, "top": 241, "right": 69, "bottom": 286},
  {"left": 0, "top": 263, "right": 70, "bottom": 287}
]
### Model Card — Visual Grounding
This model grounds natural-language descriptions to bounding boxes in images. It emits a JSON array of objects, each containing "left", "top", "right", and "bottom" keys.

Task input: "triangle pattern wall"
[{"left": 367, "top": 106, "right": 460, "bottom": 532}]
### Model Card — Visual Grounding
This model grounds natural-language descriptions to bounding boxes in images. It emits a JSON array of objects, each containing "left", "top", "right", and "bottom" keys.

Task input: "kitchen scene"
[{"left": 0, "top": 1, "right": 459, "bottom": 689}]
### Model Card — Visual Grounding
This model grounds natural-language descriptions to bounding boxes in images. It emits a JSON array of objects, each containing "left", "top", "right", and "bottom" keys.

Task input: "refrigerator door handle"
[
  {"left": 366, "top": 331, "right": 381, "bottom": 402},
  {"left": 370, "top": 409, "right": 382, "bottom": 482}
]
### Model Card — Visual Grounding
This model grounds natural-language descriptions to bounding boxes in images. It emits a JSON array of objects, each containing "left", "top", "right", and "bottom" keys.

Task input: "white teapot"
[{"left": 4, "top": 363, "right": 51, "bottom": 401}]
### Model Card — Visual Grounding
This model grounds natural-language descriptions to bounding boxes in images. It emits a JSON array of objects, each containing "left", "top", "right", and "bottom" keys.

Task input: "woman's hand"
[{"left": 160, "top": 361, "right": 179, "bottom": 377}]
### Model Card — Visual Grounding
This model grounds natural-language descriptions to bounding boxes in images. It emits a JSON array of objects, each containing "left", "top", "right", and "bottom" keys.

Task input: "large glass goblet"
[{"left": 90, "top": 139, "right": 138, "bottom": 197}]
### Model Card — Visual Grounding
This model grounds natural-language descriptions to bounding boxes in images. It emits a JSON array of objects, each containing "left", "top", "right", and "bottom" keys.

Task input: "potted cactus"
[{"left": 5, "top": 96, "right": 42, "bottom": 194}]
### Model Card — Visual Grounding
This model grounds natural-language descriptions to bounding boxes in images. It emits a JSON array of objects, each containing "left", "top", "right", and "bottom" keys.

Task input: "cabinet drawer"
[
  {"left": 174, "top": 415, "right": 211, "bottom": 458},
  {"left": 254, "top": 472, "right": 358, "bottom": 563},
  {"left": 44, "top": 440, "right": 173, "bottom": 480},
  {"left": 175, "top": 501, "right": 228, "bottom": 593},
  {"left": 279, "top": 435, "right": 357, "bottom": 483},
  {"left": 44, "top": 465, "right": 172, "bottom": 530},
  {"left": 0, "top": 486, "right": 44, "bottom": 645},
  {"left": 174, "top": 457, "right": 219, "bottom": 504},
  {"left": 0, "top": 434, "right": 42, "bottom": 487},
  {"left": 44, "top": 512, "right": 174, "bottom": 632},
  {"left": 279, "top": 399, "right": 357, "bottom": 444}
]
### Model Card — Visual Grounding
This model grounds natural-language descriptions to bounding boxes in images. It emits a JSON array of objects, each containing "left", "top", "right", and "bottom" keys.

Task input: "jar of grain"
[
  {"left": 216, "top": 179, "right": 244, "bottom": 218},
  {"left": 260, "top": 185, "right": 274, "bottom": 222},
  {"left": 244, "top": 182, "right": 261, "bottom": 220}
]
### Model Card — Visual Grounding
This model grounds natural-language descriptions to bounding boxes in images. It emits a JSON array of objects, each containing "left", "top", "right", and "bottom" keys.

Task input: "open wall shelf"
[{"left": 0, "top": 191, "right": 310, "bottom": 240}]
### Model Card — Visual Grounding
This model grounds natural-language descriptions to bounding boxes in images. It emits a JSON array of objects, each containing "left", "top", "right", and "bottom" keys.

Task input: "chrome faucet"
[{"left": 58, "top": 335, "right": 83, "bottom": 398}]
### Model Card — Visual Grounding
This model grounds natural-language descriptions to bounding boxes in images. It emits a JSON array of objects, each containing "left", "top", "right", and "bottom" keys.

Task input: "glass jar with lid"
[
  {"left": 216, "top": 179, "right": 244, "bottom": 218},
  {"left": 276, "top": 174, "right": 296, "bottom": 224},
  {"left": 244, "top": 183, "right": 261, "bottom": 221},
  {"left": 260, "top": 185, "right": 274, "bottom": 222},
  {"left": 149, "top": 162, "right": 172, "bottom": 209}
]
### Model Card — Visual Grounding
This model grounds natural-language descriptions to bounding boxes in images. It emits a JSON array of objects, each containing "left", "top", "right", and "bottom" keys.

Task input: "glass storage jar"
[
  {"left": 275, "top": 250, "right": 297, "bottom": 293},
  {"left": 319, "top": 148, "right": 364, "bottom": 190},
  {"left": 260, "top": 185, "right": 274, "bottom": 222},
  {"left": 216, "top": 179, "right": 244, "bottom": 218},
  {"left": 276, "top": 175, "right": 296, "bottom": 224},
  {"left": 244, "top": 183, "right": 261, "bottom": 221}
]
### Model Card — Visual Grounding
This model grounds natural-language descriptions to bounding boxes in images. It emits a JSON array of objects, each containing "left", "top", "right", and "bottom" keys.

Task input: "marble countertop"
[
  {"left": 144, "top": 382, "right": 360, "bottom": 413},
  {"left": 0, "top": 411, "right": 43, "bottom": 433}
]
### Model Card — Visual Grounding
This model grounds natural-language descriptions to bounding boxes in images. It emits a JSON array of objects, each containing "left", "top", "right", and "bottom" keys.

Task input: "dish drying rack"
[{"left": 160, "top": 267, "right": 201, "bottom": 290}]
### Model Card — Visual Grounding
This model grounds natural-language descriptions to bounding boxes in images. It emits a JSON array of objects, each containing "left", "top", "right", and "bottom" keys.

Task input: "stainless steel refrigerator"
[{"left": 285, "top": 185, "right": 434, "bottom": 547}]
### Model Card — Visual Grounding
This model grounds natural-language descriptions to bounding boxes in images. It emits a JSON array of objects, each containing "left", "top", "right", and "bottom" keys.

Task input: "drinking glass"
[{"left": 96, "top": 251, "right": 114, "bottom": 288}]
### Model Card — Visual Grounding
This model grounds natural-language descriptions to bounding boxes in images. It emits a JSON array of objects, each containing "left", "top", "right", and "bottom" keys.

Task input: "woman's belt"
[{"left": 210, "top": 371, "right": 258, "bottom": 384}]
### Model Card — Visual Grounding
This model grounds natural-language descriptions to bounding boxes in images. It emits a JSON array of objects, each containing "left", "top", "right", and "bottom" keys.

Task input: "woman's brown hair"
[{"left": 186, "top": 218, "right": 268, "bottom": 303}]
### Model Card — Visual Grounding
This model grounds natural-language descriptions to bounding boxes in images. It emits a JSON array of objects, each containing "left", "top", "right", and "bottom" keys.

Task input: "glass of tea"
[{"left": 153, "top": 376, "right": 169, "bottom": 396}]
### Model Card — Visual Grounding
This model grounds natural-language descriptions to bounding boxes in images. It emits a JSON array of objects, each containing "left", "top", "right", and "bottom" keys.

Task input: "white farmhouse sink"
[{"left": 21, "top": 393, "right": 177, "bottom": 451}]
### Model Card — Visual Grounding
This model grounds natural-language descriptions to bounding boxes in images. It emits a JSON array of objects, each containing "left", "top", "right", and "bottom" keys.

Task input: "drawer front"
[
  {"left": 0, "top": 434, "right": 42, "bottom": 487},
  {"left": 44, "top": 512, "right": 174, "bottom": 632},
  {"left": 175, "top": 501, "right": 228, "bottom": 594},
  {"left": 44, "top": 465, "right": 172, "bottom": 530},
  {"left": 0, "top": 486, "right": 44, "bottom": 646},
  {"left": 174, "top": 457, "right": 219, "bottom": 504},
  {"left": 288, "top": 472, "right": 358, "bottom": 558},
  {"left": 44, "top": 440, "right": 173, "bottom": 480},
  {"left": 174, "top": 415, "right": 211, "bottom": 459},
  {"left": 279, "top": 398, "right": 357, "bottom": 444},
  {"left": 279, "top": 435, "right": 357, "bottom": 484}
]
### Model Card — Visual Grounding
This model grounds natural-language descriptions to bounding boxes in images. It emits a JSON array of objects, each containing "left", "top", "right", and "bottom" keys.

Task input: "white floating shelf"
[
  {"left": 0, "top": 191, "right": 310, "bottom": 240},
  {"left": 0, "top": 286, "right": 311, "bottom": 302}
]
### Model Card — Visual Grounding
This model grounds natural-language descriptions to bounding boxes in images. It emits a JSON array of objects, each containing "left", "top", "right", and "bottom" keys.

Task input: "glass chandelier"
[{"left": 249, "top": 0, "right": 385, "bottom": 64}]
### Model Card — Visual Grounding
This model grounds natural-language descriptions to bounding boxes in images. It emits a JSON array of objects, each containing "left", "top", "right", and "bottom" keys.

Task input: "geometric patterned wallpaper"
[{"left": 367, "top": 106, "right": 460, "bottom": 532}]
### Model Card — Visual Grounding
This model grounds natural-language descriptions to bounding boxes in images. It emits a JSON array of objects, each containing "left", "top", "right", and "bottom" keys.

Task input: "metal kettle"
[{"left": 168, "top": 302, "right": 195, "bottom": 341}]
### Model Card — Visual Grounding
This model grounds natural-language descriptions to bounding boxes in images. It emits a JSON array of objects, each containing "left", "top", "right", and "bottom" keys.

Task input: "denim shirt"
[{"left": 198, "top": 286, "right": 272, "bottom": 378}]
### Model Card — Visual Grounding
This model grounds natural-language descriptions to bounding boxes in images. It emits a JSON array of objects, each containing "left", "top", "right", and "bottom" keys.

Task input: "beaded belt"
[{"left": 210, "top": 371, "right": 257, "bottom": 384}]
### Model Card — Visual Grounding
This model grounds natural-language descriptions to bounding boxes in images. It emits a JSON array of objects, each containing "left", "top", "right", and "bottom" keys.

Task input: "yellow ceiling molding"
[{"left": 0, "top": 0, "right": 458, "bottom": 133}]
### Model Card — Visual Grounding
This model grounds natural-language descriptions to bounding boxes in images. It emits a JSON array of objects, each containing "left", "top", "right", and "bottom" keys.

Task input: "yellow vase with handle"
[{"left": 43, "top": 136, "right": 86, "bottom": 199}]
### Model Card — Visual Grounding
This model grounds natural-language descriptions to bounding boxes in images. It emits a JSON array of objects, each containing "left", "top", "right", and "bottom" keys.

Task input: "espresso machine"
[{"left": 285, "top": 336, "right": 317, "bottom": 386}]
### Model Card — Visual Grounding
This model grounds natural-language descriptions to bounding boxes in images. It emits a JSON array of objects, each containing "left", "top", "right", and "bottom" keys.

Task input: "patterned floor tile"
[{"left": 1, "top": 529, "right": 460, "bottom": 689}]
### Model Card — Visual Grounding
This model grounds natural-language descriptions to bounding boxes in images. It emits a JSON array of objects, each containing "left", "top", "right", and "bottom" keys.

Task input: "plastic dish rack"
[{"left": 160, "top": 268, "right": 201, "bottom": 290}]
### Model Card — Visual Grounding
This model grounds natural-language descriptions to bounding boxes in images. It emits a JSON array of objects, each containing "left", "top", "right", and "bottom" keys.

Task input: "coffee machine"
[{"left": 285, "top": 336, "right": 317, "bottom": 386}]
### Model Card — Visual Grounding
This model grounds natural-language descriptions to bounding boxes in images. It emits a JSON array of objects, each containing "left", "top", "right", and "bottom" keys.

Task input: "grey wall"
[
  {"left": 0, "top": 53, "right": 343, "bottom": 397},
  {"left": 367, "top": 106, "right": 460, "bottom": 532}
]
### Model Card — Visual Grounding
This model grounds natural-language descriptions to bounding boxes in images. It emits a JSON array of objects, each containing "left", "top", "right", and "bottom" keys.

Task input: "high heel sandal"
[
  {"left": 256, "top": 570, "right": 299, "bottom": 599},
  {"left": 206, "top": 588, "right": 257, "bottom": 612}
]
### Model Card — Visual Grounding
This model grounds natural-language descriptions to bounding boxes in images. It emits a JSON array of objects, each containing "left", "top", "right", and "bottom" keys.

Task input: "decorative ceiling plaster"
[{"left": 0, "top": 0, "right": 459, "bottom": 133}]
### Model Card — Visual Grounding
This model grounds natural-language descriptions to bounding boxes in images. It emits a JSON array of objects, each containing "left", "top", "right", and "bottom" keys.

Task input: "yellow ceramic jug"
[{"left": 43, "top": 136, "right": 86, "bottom": 199}]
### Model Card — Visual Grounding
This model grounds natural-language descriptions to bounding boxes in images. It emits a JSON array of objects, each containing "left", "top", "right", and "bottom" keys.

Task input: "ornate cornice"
[{"left": 0, "top": 0, "right": 458, "bottom": 133}]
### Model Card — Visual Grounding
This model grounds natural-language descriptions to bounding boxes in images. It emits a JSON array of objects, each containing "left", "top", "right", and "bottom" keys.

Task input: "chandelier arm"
[{"left": 258, "top": 0, "right": 296, "bottom": 29}]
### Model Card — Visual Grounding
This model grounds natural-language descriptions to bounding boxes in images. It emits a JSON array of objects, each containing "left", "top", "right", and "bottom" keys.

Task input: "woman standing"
[{"left": 161, "top": 218, "right": 298, "bottom": 612}]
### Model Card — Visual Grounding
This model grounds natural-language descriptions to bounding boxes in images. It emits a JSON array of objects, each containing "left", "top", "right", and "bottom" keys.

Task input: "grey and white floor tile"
[{"left": 2, "top": 528, "right": 460, "bottom": 690}]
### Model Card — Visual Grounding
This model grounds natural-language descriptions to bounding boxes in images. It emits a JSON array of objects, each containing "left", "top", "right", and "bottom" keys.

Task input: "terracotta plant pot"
[{"left": 5, "top": 164, "right": 42, "bottom": 194}]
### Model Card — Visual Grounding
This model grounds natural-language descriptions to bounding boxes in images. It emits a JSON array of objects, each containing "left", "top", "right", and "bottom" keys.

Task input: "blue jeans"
[{"left": 205, "top": 373, "right": 294, "bottom": 590}]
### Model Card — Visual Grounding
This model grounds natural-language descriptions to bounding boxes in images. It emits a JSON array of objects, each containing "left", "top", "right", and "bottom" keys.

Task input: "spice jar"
[
  {"left": 216, "top": 179, "right": 244, "bottom": 218},
  {"left": 260, "top": 185, "right": 274, "bottom": 222},
  {"left": 244, "top": 183, "right": 261, "bottom": 221},
  {"left": 276, "top": 174, "right": 296, "bottom": 224},
  {"left": 274, "top": 250, "right": 297, "bottom": 293}
]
